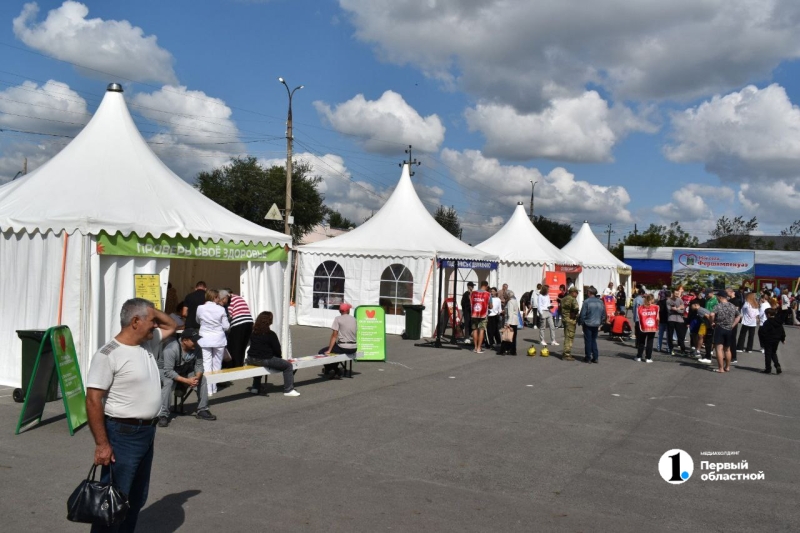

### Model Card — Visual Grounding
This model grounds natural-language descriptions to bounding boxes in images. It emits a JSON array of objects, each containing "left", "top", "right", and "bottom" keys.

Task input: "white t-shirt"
[
  {"left": 602, "top": 287, "right": 614, "bottom": 296},
  {"left": 537, "top": 293, "right": 552, "bottom": 316},
  {"left": 333, "top": 314, "right": 357, "bottom": 349},
  {"left": 759, "top": 301, "right": 770, "bottom": 325},
  {"left": 741, "top": 302, "right": 759, "bottom": 327},
  {"left": 86, "top": 329, "right": 163, "bottom": 419},
  {"left": 488, "top": 297, "right": 502, "bottom": 317}
]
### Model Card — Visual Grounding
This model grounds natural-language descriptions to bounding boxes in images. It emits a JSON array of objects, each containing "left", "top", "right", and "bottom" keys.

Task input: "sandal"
[{"left": 712, "top": 368, "right": 725, "bottom": 373}]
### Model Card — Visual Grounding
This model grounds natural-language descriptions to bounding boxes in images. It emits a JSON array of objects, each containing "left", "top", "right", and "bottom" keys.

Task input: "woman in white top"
[
  {"left": 196, "top": 289, "right": 230, "bottom": 395},
  {"left": 487, "top": 287, "right": 503, "bottom": 349},
  {"left": 538, "top": 285, "right": 558, "bottom": 346},
  {"left": 736, "top": 292, "right": 759, "bottom": 353}
]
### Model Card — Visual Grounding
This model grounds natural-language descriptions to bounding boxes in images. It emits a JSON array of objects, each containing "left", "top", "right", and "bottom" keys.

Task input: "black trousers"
[
  {"left": 319, "top": 344, "right": 356, "bottom": 375},
  {"left": 736, "top": 325, "right": 756, "bottom": 352},
  {"left": 487, "top": 315, "right": 501, "bottom": 346},
  {"left": 462, "top": 307, "right": 471, "bottom": 337},
  {"left": 637, "top": 332, "right": 655, "bottom": 359},
  {"left": 226, "top": 322, "right": 253, "bottom": 368},
  {"left": 703, "top": 327, "right": 714, "bottom": 358},
  {"left": 499, "top": 326, "right": 518, "bottom": 355},
  {"left": 667, "top": 321, "right": 687, "bottom": 353},
  {"left": 763, "top": 341, "right": 781, "bottom": 371},
  {"left": 730, "top": 324, "right": 739, "bottom": 360}
]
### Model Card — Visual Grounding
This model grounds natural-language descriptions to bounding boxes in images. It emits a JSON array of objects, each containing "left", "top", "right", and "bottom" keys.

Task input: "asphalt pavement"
[{"left": 1, "top": 323, "right": 799, "bottom": 532}]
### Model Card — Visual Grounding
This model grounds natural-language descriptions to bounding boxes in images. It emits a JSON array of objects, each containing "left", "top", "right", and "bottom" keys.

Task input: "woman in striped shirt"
[{"left": 219, "top": 289, "right": 254, "bottom": 368}]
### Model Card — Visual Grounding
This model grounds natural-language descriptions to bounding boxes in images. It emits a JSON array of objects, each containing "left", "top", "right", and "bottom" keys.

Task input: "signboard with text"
[
  {"left": 671, "top": 249, "right": 755, "bottom": 289},
  {"left": 16, "top": 326, "right": 87, "bottom": 436},
  {"left": 355, "top": 305, "right": 387, "bottom": 361},
  {"left": 135, "top": 274, "right": 162, "bottom": 310},
  {"left": 543, "top": 271, "right": 566, "bottom": 315},
  {"left": 97, "top": 232, "right": 288, "bottom": 262}
]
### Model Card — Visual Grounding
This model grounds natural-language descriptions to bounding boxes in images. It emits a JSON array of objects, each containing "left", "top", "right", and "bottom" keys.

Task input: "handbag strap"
[{"left": 87, "top": 463, "right": 114, "bottom": 484}]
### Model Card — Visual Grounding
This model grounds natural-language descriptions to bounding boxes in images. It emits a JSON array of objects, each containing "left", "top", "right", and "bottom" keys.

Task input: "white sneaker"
[
  {"left": 284, "top": 390, "right": 301, "bottom": 397},
  {"left": 634, "top": 357, "right": 642, "bottom": 362},
  {"left": 698, "top": 358, "right": 712, "bottom": 364},
  {"left": 541, "top": 341, "right": 548, "bottom": 346},
  {"left": 551, "top": 341, "right": 560, "bottom": 346},
  {"left": 645, "top": 359, "right": 653, "bottom": 363}
]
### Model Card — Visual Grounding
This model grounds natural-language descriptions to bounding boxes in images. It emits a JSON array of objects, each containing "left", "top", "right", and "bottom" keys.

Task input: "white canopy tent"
[
  {"left": 561, "top": 222, "right": 632, "bottom": 305},
  {"left": 0, "top": 83, "right": 292, "bottom": 387},
  {"left": 295, "top": 164, "right": 498, "bottom": 337},
  {"left": 476, "top": 203, "right": 578, "bottom": 295}
]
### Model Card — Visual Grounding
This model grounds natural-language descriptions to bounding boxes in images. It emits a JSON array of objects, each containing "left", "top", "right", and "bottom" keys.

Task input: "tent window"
[
  {"left": 380, "top": 264, "right": 414, "bottom": 315},
  {"left": 313, "top": 261, "right": 345, "bottom": 309}
]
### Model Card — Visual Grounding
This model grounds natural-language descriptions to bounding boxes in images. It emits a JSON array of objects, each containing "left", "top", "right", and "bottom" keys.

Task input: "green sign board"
[
  {"left": 16, "top": 326, "right": 88, "bottom": 436},
  {"left": 355, "top": 305, "right": 387, "bottom": 361},
  {"left": 97, "top": 232, "right": 288, "bottom": 262}
]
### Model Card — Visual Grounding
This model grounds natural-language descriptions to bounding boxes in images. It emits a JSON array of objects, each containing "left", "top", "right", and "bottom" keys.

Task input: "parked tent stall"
[
  {"left": 295, "top": 165, "right": 498, "bottom": 338},
  {"left": 0, "top": 84, "right": 292, "bottom": 388}
]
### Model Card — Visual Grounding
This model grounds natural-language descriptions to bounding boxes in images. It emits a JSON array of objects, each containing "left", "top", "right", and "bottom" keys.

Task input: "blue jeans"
[
  {"left": 657, "top": 323, "right": 668, "bottom": 351},
  {"left": 583, "top": 326, "right": 599, "bottom": 361},
  {"left": 91, "top": 419, "right": 156, "bottom": 533}
]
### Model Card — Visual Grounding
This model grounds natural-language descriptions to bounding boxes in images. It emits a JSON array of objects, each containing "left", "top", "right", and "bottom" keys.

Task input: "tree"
[
  {"left": 327, "top": 210, "right": 356, "bottom": 230},
  {"left": 709, "top": 215, "right": 758, "bottom": 248},
  {"left": 434, "top": 205, "right": 462, "bottom": 238},
  {"left": 196, "top": 156, "right": 325, "bottom": 243},
  {"left": 780, "top": 220, "right": 800, "bottom": 237},
  {"left": 610, "top": 221, "right": 699, "bottom": 260},
  {"left": 533, "top": 215, "right": 574, "bottom": 248}
]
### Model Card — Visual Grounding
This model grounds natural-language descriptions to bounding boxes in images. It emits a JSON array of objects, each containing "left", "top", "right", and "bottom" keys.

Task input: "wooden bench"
[{"left": 204, "top": 352, "right": 363, "bottom": 391}]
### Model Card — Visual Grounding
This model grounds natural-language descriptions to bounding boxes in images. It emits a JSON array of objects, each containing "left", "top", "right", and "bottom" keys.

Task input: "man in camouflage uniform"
[{"left": 560, "top": 286, "right": 580, "bottom": 361}]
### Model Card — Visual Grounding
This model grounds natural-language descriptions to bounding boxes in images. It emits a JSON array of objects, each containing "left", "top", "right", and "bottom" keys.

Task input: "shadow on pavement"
[{"left": 138, "top": 489, "right": 201, "bottom": 532}]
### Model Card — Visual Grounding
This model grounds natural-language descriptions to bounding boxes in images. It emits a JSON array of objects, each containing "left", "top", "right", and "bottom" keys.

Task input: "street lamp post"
[
  {"left": 529, "top": 180, "right": 538, "bottom": 222},
  {"left": 278, "top": 77, "right": 303, "bottom": 236}
]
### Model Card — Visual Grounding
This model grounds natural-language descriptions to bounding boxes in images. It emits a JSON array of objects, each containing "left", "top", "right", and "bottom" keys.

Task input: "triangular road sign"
[{"left": 264, "top": 203, "right": 283, "bottom": 221}]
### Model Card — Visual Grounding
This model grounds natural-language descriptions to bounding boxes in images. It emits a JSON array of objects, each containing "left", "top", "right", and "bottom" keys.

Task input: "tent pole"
[
  {"left": 57, "top": 233, "right": 69, "bottom": 325},
  {"left": 435, "top": 259, "right": 443, "bottom": 347},
  {"left": 451, "top": 260, "right": 458, "bottom": 344},
  {"left": 290, "top": 250, "right": 299, "bottom": 304},
  {"left": 421, "top": 257, "right": 435, "bottom": 304}
]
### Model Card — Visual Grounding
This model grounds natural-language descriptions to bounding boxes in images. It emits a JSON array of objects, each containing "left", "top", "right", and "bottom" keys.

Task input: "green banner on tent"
[
  {"left": 355, "top": 305, "right": 387, "bottom": 361},
  {"left": 16, "top": 326, "right": 88, "bottom": 436},
  {"left": 97, "top": 232, "right": 288, "bottom": 262}
]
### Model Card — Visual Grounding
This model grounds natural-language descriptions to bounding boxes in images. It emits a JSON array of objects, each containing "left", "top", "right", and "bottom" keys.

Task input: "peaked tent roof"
[
  {"left": 299, "top": 165, "right": 497, "bottom": 260},
  {"left": 0, "top": 84, "right": 290, "bottom": 247},
  {"left": 561, "top": 222, "right": 631, "bottom": 270},
  {"left": 476, "top": 203, "right": 577, "bottom": 265}
]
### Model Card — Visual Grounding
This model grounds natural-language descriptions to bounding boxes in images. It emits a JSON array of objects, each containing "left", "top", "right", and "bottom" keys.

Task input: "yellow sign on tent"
[{"left": 134, "top": 274, "right": 162, "bottom": 310}]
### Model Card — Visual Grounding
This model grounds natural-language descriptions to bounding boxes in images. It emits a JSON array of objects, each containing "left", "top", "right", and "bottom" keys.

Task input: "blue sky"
[{"left": 1, "top": 0, "right": 799, "bottom": 245}]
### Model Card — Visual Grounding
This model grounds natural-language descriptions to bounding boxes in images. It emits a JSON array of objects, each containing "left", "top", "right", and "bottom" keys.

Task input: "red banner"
[
  {"left": 603, "top": 295, "right": 617, "bottom": 323},
  {"left": 555, "top": 264, "right": 583, "bottom": 275},
  {"left": 543, "top": 271, "right": 566, "bottom": 314}
]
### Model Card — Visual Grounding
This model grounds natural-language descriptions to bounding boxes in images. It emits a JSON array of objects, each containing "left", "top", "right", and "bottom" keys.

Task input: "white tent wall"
[
  {"left": 496, "top": 263, "right": 550, "bottom": 296},
  {"left": 296, "top": 252, "right": 436, "bottom": 337},
  {"left": 0, "top": 230, "right": 88, "bottom": 387},
  {"left": 240, "top": 258, "right": 292, "bottom": 358}
]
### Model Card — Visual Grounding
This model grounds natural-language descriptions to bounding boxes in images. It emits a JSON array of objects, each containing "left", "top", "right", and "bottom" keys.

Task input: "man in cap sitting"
[
  {"left": 157, "top": 328, "right": 217, "bottom": 427},
  {"left": 320, "top": 302, "right": 357, "bottom": 379}
]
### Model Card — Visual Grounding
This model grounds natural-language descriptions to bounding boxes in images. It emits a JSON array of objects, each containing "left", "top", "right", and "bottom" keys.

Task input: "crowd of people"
[{"left": 456, "top": 278, "right": 794, "bottom": 373}]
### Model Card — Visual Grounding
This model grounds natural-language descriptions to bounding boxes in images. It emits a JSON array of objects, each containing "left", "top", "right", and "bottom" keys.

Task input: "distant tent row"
[{"left": 294, "top": 168, "right": 633, "bottom": 335}]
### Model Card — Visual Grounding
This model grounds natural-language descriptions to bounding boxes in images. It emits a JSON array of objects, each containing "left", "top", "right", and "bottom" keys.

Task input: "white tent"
[
  {"left": 295, "top": 164, "right": 498, "bottom": 337},
  {"left": 0, "top": 83, "right": 292, "bottom": 387},
  {"left": 561, "top": 222, "right": 632, "bottom": 303},
  {"left": 476, "top": 203, "right": 578, "bottom": 295}
]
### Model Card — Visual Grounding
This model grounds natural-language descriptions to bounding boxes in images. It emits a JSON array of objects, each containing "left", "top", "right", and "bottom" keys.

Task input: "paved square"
[{"left": 1, "top": 324, "right": 798, "bottom": 532}]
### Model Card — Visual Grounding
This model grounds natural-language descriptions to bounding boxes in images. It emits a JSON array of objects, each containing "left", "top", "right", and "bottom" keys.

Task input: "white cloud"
[
  {"left": 0, "top": 79, "right": 90, "bottom": 182},
  {"left": 738, "top": 181, "right": 800, "bottom": 225},
  {"left": 314, "top": 90, "right": 445, "bottom": 154},
  {"left": 440, "top": 148, "right": 633, "bottom": 241},
  {"left": 131, "top": 86, "right": 245, "bottom": 179},
  {"left": 665, "top": 84, "right": 800, "bottom": 181},
  {"left": 340, "top": 0, "right": 800, "bottom": 109},
  {"left": 14, "top": 1, "right": 177, "bottom": 85},
  {"left": 465, "top": 92, "right": 657, "bottom": 162},
  {"left": 652, "top": 183, "right": 734, "bottom": 222},
  {"left": 0, "top": 80, "right": 89, "bottom": 136}
]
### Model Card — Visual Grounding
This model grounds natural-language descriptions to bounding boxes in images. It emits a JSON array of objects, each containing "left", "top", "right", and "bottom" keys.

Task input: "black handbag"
[{"left": 67, "top": 464, "right": 130, "bottom": 526}]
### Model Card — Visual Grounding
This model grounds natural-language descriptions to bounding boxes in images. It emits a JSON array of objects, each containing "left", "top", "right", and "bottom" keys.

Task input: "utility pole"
[
  {"left": 605, "top": 223, "right": 615, "bottom": 249},
  {"left": 278, "top": 77, "right": 303, "bottom": 236},
  {"left": 399, "top": 145, "right": 421, "bottom": 175},
  {"left": 529, "top": 180, "right": 538, "bottom": 222},
  {"left": 23, "top": 157, "right": 27, "bottom": 175}
]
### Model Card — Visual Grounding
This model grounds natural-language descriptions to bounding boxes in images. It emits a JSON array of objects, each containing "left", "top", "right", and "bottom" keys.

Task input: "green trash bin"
[
  {"left": 402, "top": 304, "right": 426, "bottom": 340},
  {"left": 14, "top": 330, "right": 60, "bottom": 403}
]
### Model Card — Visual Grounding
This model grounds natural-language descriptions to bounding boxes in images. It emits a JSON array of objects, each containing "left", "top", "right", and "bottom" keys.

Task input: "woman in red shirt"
[{"left": 636, "top": 294, "right": 660, "bottom": 363}]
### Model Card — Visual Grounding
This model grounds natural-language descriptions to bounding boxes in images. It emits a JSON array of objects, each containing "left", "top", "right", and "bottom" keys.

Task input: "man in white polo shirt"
[{"left": 86, "top": 298, "right": 176, "bottom": 533}]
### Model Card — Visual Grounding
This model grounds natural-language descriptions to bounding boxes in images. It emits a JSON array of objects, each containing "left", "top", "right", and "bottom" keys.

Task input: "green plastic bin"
[
  {"left": 14, "top": 330, "right": 60, "bottom": 403},
  {"left": 402, "top": 305, "right": 426, "bottom": 340}
]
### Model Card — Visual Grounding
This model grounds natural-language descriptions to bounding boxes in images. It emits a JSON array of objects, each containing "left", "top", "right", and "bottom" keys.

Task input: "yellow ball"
[
  {"left": 540, "top": 347, "right": 550, "bottom": 357},
  {"left": 527, "top": 346, "right": 537, "bottom": 356}
]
